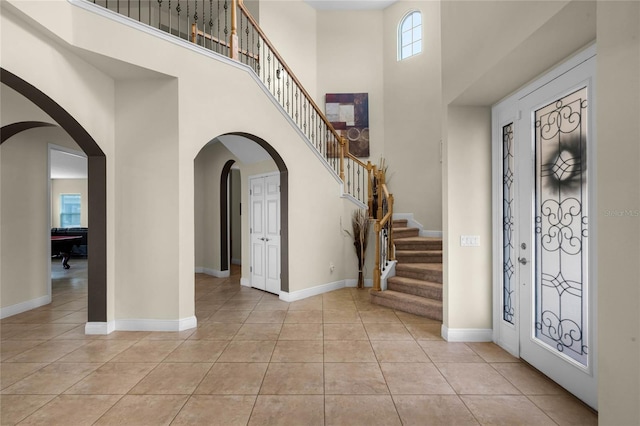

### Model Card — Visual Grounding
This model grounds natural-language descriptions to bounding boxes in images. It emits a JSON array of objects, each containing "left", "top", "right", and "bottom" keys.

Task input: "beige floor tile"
[
  {"left": 0, "top": 340, "right": 44, "bottom": 362},
  {"left": 324, "top": 362, "right": 389, "bottom": 394},
  {"left": 381, "top": 362, "right": 455, "bottom": 394},
  {"left": 109, "top": 340, "right": 182, "bottom": 362},
  {"left": 436, "top": 363, "right": 521, "bottom": 395},
  {"left": 284, "top": 310, "right": 323, "bottom": 323},
  {"left": 94, "top": 394, "right": 188, "bottom": 426},
  {"left": 323, "top": 300, "right": 357, "bottom": 311},
  {"left": 278, "top": 323, "right": 323, "bottom": 340},
  {"left": 529, "top": 394, "right": 598, "bottom": 425},
  {"left": 11, "top": 324, "right": 79, "bottom": 340},
  {"left": 51, "top": 311, "right": 88, "bottom": 324},
  {"left": 461, "top": 395, "right": 556, "bottom": 425},
  {"left": 370, "top": 340, "right": 431, "bottom": 363},
  {"left": 56, "top": 340, "right": 135, "bottom": 363},
  {"left": 245, "top": 310, "right": 287, "bottom": 324},
  {"left": 129, "top": 362, "right": 212, "bottom": 394},
  {"left": 288, "top": 296, "right": 323, "bottom": 311},
  {"left": 395, "top": 311, "right": 442, "bottom": 324},
  {"left": 19, "top": 394, "right": 121, "bottom": 425},
  {"left": 53, "top": 325, "right": 102, "bottom": 341},
  {"left": 0, "top": 395, "right": 55, "bottom": 425},
  {"left": 234, "top": 323, "right": 282, "bottom": 340},
  {"left": 217, "top": 340, "right": 276, "bottom": 362},
  {"left": 5, "top": 339, "right": 87, "bottom": 363},
  {"left": 467, "top": 342, "right": 520, "bottom": 362},
  {"left": 323, "top": 323, "right": 368, "bottom": 340},
  {"left": 207, "top": 309, "right": 252, "bottom": 323},
  {"left": 418, "top": 341, "right": 485, "bottom": 363},
  {"left": 364, "top": 323, "right": 414, "bottom": 340},
  {"left": 1, "top": 362, "right": 48, "bottom": 389},
  {"left": 96, "top": 331, "right": 151, "bottom": 340},
  {"left": 188, "top": 322, "right": 243, "bottom": 340},
  {"left": 172, "top": 395, "right": 256, "bottom": 425},
  {"left": 220, "top": 300, "right": 260, "bottom": 310},
  {"left": 253, "top": 300, "right": 291, "bottom": 311},
  {"left": 64, "top": 362, "right": 157, "bottom": 394},
  {"left": 248, "top": 395, "right": 324, "bottom": 426},
  {"left": 260, "top": 362, "right": 324, "bottom": 394},
  {"left": 322, "top": 309, "right": 361, "bottom": 323},
  {"left": 164, "top": 340, "right": 229, "bottom": 362},
  {"left": 1, "top": 362, "right": 100, "bottom": 394},
  {"left": 324, "top": 340, "right": 377, "bottom": 362},
  {"left": 393, "top": 395, "right": 479, "bottom": 425},
  {"left": 0, "top": 324, "right": 39, "bottom": 340},
  {"left": 325, "top": 395, "right": 401, "bottom": 426},
  {"left": 271, "top": 340, "right": 323, "bottom": 362},
  {"left": 359, "top": 310, "right": 401, "bottom": 323},
  {"left": 142, "top": 329, "right": 196, "bottom": 340},
  {"left": 195, "top": 362, "right": 268, "bottom": 395},
  {"left": 404, "top": 323, "right": 443, "bottom": 340},
  {"left": 492, "top": 362, "right": 565, "bottom": 395}
]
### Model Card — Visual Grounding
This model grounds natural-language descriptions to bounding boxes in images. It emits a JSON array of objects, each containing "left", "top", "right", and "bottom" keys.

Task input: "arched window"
[{"left": 398, "top": 11, "right": 422, "bottom": 61}]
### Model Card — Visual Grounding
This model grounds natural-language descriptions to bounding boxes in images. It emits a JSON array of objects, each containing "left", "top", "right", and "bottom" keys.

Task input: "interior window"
[{"left": 398, "top": 11, "right": 422, "bottom": 61}]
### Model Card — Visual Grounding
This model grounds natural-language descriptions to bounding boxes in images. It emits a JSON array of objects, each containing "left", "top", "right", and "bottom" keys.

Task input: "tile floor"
[{"left": 0, "top": 260, "right": 598, "bottom": 425}]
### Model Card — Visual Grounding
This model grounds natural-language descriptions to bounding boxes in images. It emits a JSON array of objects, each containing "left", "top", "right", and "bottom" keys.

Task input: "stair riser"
[
  {"left": 396, "top": 269, "right": 442, "bottom": 283},
  {"left": 371, "top": 293, "right": 442, "bottom": 322},
  {"left": 388, "top": 281, "right": 442, "bottom": 300},
  {"left": 395, "top": 253, "right": 442, "bottom": 263}
]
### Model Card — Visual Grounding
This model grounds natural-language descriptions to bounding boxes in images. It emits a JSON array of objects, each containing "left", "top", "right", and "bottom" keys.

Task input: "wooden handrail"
[
  {"left": 237, "top": 1, "right": 342, "bottom": 143},
  {"left": 191, "top": 24, "right": 259, "bottom": 61}
]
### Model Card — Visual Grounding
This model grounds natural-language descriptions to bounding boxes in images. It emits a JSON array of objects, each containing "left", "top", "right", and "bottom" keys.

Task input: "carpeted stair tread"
[
  {"left": 394, "top": 237, "right": 442, "bottom": 250},
  {"left": 396, "top": 263, "right": 442, "bottom": 283},
  {"left": 370, "top": 290, "right": 442, "bottom": 321},
  {"left": 393, "top": 219, "right": 408, "bottom": 228},
  {"left": 388, "top": 276, "right": 442, "bottom": 300},
  {"left": 393, "top": 227, "right": 419, "bottom": 238},
  {"left": 395, "top": 249, "right": 443, "bottom": 263}
]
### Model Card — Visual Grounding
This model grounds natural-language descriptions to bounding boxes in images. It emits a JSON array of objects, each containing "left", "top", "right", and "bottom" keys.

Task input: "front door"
[
  {"left": 493, "top": 49, "right": 597, "bottom": 409},
  {"left": 250, "top": 174, "right": 281, "bottom": 294}
]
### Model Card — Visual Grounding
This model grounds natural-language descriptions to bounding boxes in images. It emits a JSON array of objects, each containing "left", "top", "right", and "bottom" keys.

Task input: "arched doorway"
[{"left": 1, "top": 68, "right": 107, "bottom": 323}]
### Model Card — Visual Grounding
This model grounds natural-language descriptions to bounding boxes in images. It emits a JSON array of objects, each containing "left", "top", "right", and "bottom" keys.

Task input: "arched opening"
[
  {"left": 194, "top": 132, "right": 289, "bottom": 293},
  {"left": 1, "top": 68, "right": 107, "bottom": 323}
]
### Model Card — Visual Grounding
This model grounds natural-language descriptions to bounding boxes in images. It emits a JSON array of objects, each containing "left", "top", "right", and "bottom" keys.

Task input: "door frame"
[{"left": 491, "top": 44, "right": 598, "bottom": 406}]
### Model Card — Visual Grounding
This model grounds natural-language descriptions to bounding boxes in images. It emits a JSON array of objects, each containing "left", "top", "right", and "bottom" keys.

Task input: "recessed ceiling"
[
  {"left": 304, "top": 0, "right": 397, "bottom": 10},
  {"left": 50, "top": 149, "right": 88, "bottom": 179}
]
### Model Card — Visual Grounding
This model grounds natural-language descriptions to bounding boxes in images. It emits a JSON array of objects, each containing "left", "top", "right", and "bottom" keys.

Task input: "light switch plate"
[{"left": 460, "top": 235, "right": 480, "bottom": 247}]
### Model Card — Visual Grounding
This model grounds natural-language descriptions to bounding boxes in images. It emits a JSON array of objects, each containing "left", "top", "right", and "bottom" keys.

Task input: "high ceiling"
[{"left": 304, "top": 0, "right": 397, "bottom": 10}]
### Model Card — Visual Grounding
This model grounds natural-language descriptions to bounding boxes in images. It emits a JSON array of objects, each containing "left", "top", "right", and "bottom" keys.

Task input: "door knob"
[{"left": 518, "top": 257, "right": 528, "bottom": 265}]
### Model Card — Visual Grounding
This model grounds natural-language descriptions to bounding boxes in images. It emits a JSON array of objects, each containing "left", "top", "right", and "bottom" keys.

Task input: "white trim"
[
  {"left": 344, "top": 278, "right": 373, "bottom": 288},
  {"left": 0, "top": 295, "right": 51, "bottom": 319},
  {"left": 393, "top": 213, "right": 442, "bottom": 238},
  {"left": 380, "top": 260, "right": 397, "bottom": 291},
  {"left": 85, "top": 321, "right": 115, "bottom": 335},
  {"left": 114, "top": 316, "right": 198, "bottom": 332},
  {"left": 441, "top": 325, "right": 493, "bottom": 342},
  {"left": 240, "top": 278, "right": 251, "bottom": 287},
  {"left": 279, "top": 280, "right": 347, "bottom": 302},
  {"left": 195, "top": 267, "right": 230, "bottom": 278}
]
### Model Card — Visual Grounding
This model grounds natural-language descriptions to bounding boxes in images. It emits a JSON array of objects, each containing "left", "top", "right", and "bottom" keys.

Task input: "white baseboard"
[
  {"left": 195, "top": 267, "right": 230, "bottom": 278},
  {"left": 393, "top": 213, "right": 442, "bottom": 238},
  {"left": 85, "top": 316, "right": 198, "bottom": 334},
  {"left": 280, "top": 279, "right": 348, "bottom": 302},
  {"left": 231, "top": 258, "right": 241, "bottom": 265},
  {"left": 344, "top": 278, "right": 373, "bottom": 288},
  {"left": 380, "top": 261, "right": 397, "bottom": 291},
  {"left": 0, "top": 295, "right": 51, "bottom": 319},
  {"left": 441, "top": 325, "right": 493, "bottom": 342},
  {"left": 240, "top": 277, "right": 251, "bottom": 287},
  {"left": 85, "top": 321, "right": 116, "bottom": 335}
]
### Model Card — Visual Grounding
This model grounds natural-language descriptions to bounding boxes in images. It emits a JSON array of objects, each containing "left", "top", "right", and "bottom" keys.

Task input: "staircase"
[{"left": 370, "top": 219, "right": 443, "bottom": 321}]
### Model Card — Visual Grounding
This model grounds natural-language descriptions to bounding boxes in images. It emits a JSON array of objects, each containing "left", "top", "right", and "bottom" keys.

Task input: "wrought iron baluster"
[
  {"left": 176, "top": 0, "right": 181, "bottom": 39},
  {"left": 208, "top": 0, "right": 213, "bottom": 50},
  {"left": 158, "top": 0, "right": 162, "bottom": 30},
  {"left": 224, "top": 0, "right": 228, "bottom": 56}
]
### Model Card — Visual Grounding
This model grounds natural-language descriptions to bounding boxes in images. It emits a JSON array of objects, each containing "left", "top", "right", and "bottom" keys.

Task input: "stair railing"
[{"left": 372, "top": 167, "right": 394, "bottom": 291}]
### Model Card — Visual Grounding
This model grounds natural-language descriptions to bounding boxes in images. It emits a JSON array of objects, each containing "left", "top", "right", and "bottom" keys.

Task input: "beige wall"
[
  {"left": 383, "top": 1, "right": 442, "bottom": 231},
  {"left": 596, "top": 2, "right": 640, "bottom": 424},
  {"left": 51, "top": 179, "right": 88, "bottom": 228},
  {"left": 316, "top": 9, "right": 384, "bottom": 163}
]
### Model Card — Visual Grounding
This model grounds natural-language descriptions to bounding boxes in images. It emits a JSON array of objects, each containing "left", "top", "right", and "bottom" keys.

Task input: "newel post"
[
  {"left": 230, "top": 0, "right": 239, "bottom": 60},
  {"left": 339, "top": 137, "right": 346, "bottom": 182}
]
